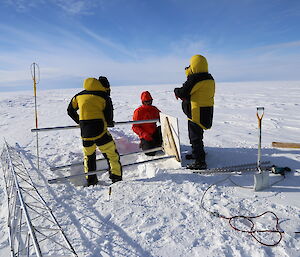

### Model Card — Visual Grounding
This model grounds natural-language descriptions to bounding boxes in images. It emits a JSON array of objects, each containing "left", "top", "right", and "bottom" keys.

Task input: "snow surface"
[{"left": 0, "top": 81, "right": 300, "bottom": 257}]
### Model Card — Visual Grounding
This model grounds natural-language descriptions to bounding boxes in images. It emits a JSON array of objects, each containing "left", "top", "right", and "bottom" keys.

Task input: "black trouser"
[
  {"left": 83, "top": 132, "right": 122, "bottom": 184},
  {"left": 188, "top": 120, "right": 205, "bottom": 162},
  {"left": 140, "top": 126, "right": 162, "bottom": 156}
]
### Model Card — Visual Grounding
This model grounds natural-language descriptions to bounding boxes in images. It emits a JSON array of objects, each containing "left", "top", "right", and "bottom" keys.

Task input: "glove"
[
  {"left": 107, "top": 121, "right": 115, "bottom": 127},
  {"left": 174, "top": 88, "right": 181, "bottom": 100},
  {"left": 142, "top": 133, "right": 153, "bottom": 141}
]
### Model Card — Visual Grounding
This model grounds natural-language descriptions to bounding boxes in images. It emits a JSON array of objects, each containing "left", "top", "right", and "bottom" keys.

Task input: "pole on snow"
[
  {"left": 254, "top": 107, "right": 269, "bottom": 191},
  {"left": 48, "top": 155, "right": 175, "bottom": 184},
  {"left": 31, "top": 119, "right": 159, "bottom": 133},
  {"left": 50, "top": 146, "right": 163, "bottom": 171},
  {"left": 30, "top": 63, "right": 40, "bottom": 170}
]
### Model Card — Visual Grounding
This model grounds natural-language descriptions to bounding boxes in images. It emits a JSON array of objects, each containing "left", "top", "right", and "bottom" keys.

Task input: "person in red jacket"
[{"left": 132, "top": 91, "right": 162, "bottom": 156}]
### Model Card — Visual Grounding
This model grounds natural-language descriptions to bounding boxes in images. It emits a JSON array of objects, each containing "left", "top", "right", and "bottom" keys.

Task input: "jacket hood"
[
  {"left": 185, "top": 55, "right": 208, "bottom": 76},
  {"left": 83, "top": 78, "right": 107, "bottom": 91},
  {"left": 141, "top": 91, "right": 153, "bottom": 102}
]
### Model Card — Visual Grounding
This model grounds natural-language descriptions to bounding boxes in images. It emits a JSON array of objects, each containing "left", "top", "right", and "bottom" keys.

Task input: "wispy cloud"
[
  {"left": 52, "top": 0, "right": 100, "bottom": 15},
  {"left": 78, "top": 25, "right": 137, "bottom": 59},
  {"left": 1, "top": 3, "right": 300, "bottom": 91},
  {"left": 169, "top": 38, "right": 209, "bottom": 57},
  {"left": 3, "top": 0, "right": 44, "bottom": 12},
  {"left": 206, "top": 35, "right": 300, "bottom": 80},
  {"left": 249, "top": 40, "right": 300, "bottom": 53},
  {"left": 1, "top": 29, "right": 300, "bottom": 90},
  {"left": 4, "top": 0, "right": 101, "bottom": 14}
]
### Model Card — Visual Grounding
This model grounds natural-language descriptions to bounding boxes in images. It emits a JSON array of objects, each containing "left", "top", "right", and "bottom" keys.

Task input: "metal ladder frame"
[{"left": 0, "top": 140, "right": 77, "bottom": 257}]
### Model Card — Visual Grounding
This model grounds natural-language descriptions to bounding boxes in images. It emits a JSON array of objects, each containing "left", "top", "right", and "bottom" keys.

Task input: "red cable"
[
  {"left": 200, "top": 176, "right": 292, "bottom": 246},
  {"left": 220, "top": 211, "right": 284, "bottom": 246}
]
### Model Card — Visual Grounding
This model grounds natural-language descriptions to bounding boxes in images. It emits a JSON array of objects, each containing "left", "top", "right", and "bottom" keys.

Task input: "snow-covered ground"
[{"left": 0, "top": 81, "right": 300, "bottom": 257}]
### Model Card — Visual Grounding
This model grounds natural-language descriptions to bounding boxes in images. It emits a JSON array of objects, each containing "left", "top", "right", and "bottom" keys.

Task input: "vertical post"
[{"left": 31, "top": 63, "right": 40, "bottom": 170}]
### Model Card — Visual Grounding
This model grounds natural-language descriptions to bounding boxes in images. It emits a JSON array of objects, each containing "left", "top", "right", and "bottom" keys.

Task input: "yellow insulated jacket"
[
  {"left": 174, "top": 55, "right": 215, "bottom": 129},
  {"left": 67, "top": 78, "right": 113, "bottom": 139}
]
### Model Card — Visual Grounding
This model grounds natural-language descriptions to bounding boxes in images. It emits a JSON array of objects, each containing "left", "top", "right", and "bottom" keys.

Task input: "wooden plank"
[
  {"left": 160, "top": 113, "right": 181, "bottom": 162},
  {"left": 164, "top": 117, "right": 180, "bottom": 162},
  {"left": 272, "top": 142, "right": 300, "bottom": 149}
]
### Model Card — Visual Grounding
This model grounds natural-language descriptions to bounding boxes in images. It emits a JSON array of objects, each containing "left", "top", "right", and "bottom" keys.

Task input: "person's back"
[
  {"left": 132, "top": 91, "right": 162, "bottom": 155},
  {"left": 69, "top": 78, "right": 111, "bottom": 136},
  {"left": 67, "top": 77, "right": 122, "bottom": 186},
  {"left": 133, "top": 104, "right": 160, "bottom": 137}
]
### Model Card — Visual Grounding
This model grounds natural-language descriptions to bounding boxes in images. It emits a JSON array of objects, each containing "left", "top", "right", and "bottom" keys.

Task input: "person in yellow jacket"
[
  {"left": 67, "top": 77, "right": 122, "bottom": 186},
  {"left": 174, "top": 55, "right": 215, "bottom": 170}
]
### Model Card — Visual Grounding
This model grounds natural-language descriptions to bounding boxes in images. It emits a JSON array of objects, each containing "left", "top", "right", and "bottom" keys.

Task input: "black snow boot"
[
  {"left": 187, "top": 160, "right": 207, "bottom": 170},
  {"left": 185, "top": 152, "right": 207, "bottom": 160},
  {"left": 110, "top": 174, "right": 122, "bottom": 183},
  {"left": 185, "top": 153, "right": 196, "bottom": 160},
  {"left": 86, "top": 175, "right": 99, "bottom": 187}
]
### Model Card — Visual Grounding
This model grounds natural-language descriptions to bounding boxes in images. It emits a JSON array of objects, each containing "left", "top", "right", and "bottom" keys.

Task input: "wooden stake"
[{"left": 272, "top": 142, "right": 300, "bottom": 149}]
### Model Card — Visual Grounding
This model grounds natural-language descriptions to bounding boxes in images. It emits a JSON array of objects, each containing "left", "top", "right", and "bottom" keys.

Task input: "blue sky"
[{"left": 1, "top": 0, "right": 300, "bottom": 91}]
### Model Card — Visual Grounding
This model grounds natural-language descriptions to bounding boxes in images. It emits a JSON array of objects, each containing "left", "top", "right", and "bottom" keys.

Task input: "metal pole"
[
  {"left": 48, "top": 155, "right": 175, "bottom": 184},
  {"left": 50, "top": 146, "right": 163, "bottom": 171},
  {"left": 31, "top": 63, "right": 40, "bottom": 170},
  {"left": 31, "top": 119, "right": 159, "bottom": 132}
]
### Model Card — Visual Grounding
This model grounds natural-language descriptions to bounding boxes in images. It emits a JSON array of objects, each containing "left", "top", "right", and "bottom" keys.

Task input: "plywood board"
[{"left": 160, "top": 113, "right": 181, "bottom": 162}]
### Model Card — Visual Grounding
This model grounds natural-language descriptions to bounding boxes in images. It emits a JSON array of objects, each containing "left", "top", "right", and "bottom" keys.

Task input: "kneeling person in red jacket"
[{"left": 132, "top": 91, "right": 162, "bottom": 156}]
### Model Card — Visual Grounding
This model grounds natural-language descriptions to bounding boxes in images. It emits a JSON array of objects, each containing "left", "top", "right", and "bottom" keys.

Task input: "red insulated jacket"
[{"left": 132, "top": 104, "right": 160, "bottom": 140}]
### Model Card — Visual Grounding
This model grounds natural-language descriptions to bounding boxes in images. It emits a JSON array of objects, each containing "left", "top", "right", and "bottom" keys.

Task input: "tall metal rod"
[{"left": 31, "top": 63, "right": 40, "bottom": 170}]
